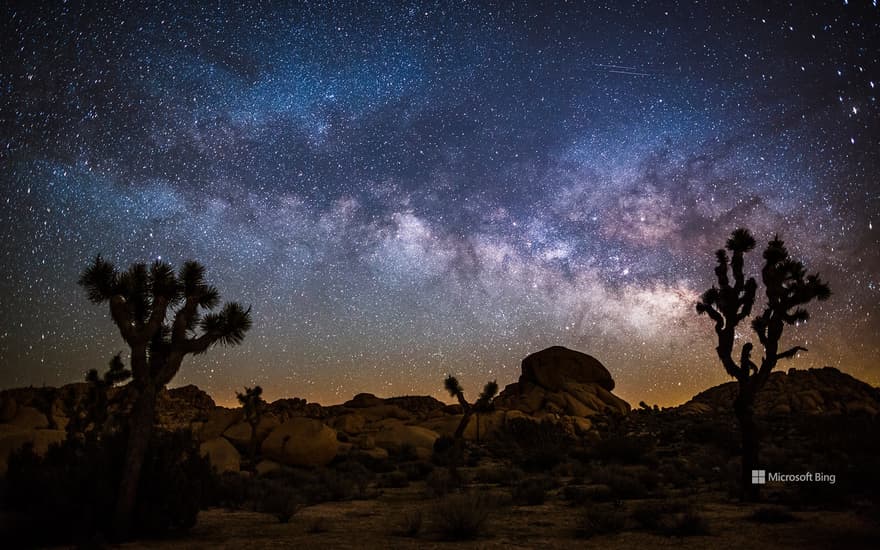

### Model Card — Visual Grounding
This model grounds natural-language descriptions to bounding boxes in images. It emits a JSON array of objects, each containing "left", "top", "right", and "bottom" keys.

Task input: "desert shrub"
[
  {"left": 631, "top": 500, "right": 687, "bottom": 530},
  {"left": 134, "top": 430, "right": 213, "bottom": 533},
  {"left": 474, "top": 464, "right": 524, "bottom": 486},
  {"left": 663, "top": 507, "right": 710, "bottom": 536},
  {"left": 631, "top": 500, "right": 709, "bottom": 536},
  {"left": 593, "top": 434, "right": 656, "bottom": 465},
  {"left": 490, "top": 418, "right": 574, "bottom": 472},
  {"left": 575, "top": 503, "right": 626, "bottom": 539},
  {"left": 684, "top": 419, "right": 738, "bottom": 451},
  {"left": 552, "top": 458, "right": 591, "bottom": 479},
  {"left": 377, "top": 470, "right": 410, "bottom": 488},
  {"left": 431, "top": 436, "right": 456, "bottom": 466},
  {"left": 400, "top": 460, "right": 434, "bottom": 481},
  {"left": 4, "top": 429, "right": 212, "bottom": 545},
  {"left": 749, "top": 506, "right": 796, "bottom": 524},
  {"left": 393, "top": 510, "right": 423, "bottom": 537},
  {"left": 591, "top": 465, "right": 651, "bottom": 499},
  {"left": 658, "top": 460, "right": 691, "bottom": 489},
  {"left": 562, "top": 485, "right": 614, "bottom": 505},
  {"left": 212, "top": 471, "right": 253, "bottom": 509},
  {"left": 260, "top": 486, "right": 303, "bottom": 523},
  {"left": 631, "top": 501, "right": 665, "bottom": 530},
  {"left": 511, "top": 476, "right": 553, "bottom": 505},
  {"left": 395, "top": 443, "right": 420, "bottom": 462},
  {"left": 307, "top": 516, "right": 329, "bottom": 533},
  {"left": 425, "top": 468, "right": 456, "bottom": 497},
  {"left": 433, "top": 492, "right": 495, "bottom": 540}
]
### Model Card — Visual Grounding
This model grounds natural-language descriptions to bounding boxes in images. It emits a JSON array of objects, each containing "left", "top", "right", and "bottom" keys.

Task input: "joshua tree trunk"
[
  {"left": 249, "top": 422, "right": 258, "bottom": 461},
  {"left": 734, "top": 387, "right": 759, "bottom": 501},
  {"left": 453, "top": 410, "right": 473, "bottom": 441},
  {"left": 114, "top": 383, "right": 158, "bottom": 538}
]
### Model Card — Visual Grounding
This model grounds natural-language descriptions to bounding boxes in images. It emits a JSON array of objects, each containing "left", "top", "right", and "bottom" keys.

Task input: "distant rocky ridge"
[
  {"left": 677, "top": 366, "right": 880, "bottom": 417},
  {"left": 3, "top": 349, "right": 877, "bottom": 477}
]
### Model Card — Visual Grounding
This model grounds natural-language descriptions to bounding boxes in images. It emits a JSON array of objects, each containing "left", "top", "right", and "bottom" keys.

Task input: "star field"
[{"left": 1, "top": 1, "right": 878, "bottom": 407}]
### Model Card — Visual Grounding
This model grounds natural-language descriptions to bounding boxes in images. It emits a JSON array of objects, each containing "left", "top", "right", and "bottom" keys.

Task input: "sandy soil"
[{"left": 120, "top": 485, "right": 880, "bottom": 549}]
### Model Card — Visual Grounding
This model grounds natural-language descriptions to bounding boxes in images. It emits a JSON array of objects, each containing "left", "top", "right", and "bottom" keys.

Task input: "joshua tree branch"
[{"left": 110, "top": 295, "right": 135, "bottom": 342}]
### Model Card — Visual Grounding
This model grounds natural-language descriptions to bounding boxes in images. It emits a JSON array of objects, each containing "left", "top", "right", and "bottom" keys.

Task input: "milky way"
[{"left": 1, "top": 1, "right": 878, "bottom": 407}]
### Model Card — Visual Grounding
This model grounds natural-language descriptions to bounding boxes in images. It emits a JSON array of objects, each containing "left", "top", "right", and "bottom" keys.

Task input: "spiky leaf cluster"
[
  {"left": 78, "top": 255, "right": 252, "bottom": 385},
  {"left": 697, "top": 229, "right": 830, "bottom": 386},
  {"left": 236, "top": 386, "right": 265, "bottom": 426}
]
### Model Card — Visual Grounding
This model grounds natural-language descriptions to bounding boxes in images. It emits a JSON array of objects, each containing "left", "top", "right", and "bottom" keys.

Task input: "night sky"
[{"left": 2, "top": 1, "right": 878, "bottom": 407}]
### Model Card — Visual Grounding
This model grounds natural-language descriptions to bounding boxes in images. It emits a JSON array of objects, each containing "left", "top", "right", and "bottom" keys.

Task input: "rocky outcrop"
[
  {"left": 261, "top": 417, "right": 339, "bottom": 467},
  {"left": 156, "top": 385, "right": 215, "bottom": 431},
  {"left": 267, "top": 397, "right": 326, "bottom": 421},
  {"left": 682, "top": 367, "right": 880, "bottom": 417},
  {"left": 495, "top": 346, "right": 630, "bottom": 418},
  {"left": 522, "top": 346, "right": 616, "bottom": 391},
  {"left": 384, "top": 395, "right": 446, "bottom": 415}
]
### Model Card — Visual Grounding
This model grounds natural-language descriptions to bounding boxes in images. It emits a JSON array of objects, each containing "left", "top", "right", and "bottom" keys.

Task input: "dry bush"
[
  {"left": 433, "top": 492, "right": 495, "bottom": 540},
  {"left": 576, "top": 503, "right": 626, "bottom": 539}
]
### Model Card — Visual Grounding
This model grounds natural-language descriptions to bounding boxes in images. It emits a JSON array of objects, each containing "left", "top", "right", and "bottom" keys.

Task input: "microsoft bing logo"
[{"left": 751, "top": 470, "right": 766, "bottom": 485}]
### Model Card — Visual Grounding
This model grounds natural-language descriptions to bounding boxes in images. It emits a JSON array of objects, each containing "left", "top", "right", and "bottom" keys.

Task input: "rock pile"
[
  {"left": 495, "top": 346, "right": 630, "bottom": 418},
  {"left": 678, "top": 366, "right": 880, "bottom": 416}
]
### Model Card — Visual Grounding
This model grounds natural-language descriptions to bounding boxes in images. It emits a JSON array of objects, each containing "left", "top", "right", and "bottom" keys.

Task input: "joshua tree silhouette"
[
  {"left": 696, "top": 229, "right": 830, "bottom": 500},
  {"left": 444, "top": 376, "right": 499, "bottom": 442},
  {"left": 236, "top": 385, "right": 266, "bottom": 461},
  {"left": 66, "top": 353, "right": 132, "bottom": 437},
  {"left": 442, "top": 375, "right": 497, "bottom": 481},
  {"left": 79, "top": 256, "right": 252, "bottom": 538}
]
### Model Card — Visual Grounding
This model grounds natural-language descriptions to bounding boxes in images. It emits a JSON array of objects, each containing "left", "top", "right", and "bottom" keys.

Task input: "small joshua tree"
[
  {"left": 443, "top": 376, "right": 497, "bottom": 481},
  {"left": 66, "top": 353, "right": 132, "bottom": 437},
  {"left": 79, "top": 256, "right": 252, "bottom": 538},
  {"left": 696, "top": 229, "right": 830, "bottom": 500},
  {"left": 444, "top": 376, "right": 499, "bottom": 442},
  {"left": 236, "top": 385, "right": 265, "bottom": 461}
]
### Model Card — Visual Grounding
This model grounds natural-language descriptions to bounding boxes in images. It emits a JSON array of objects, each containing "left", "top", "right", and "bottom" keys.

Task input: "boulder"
[
  {"left": 494, "top": 347, "right": 629, "bottom": 423},
  {"left": 223, "top": 415, "right": 280, "bottom": 449},
  {"left": 261, "top": 418, "right": 339, "bottom": 467},
  {"left": 332, "top": 413, "right": 366, "bottom": 434},
  {"left": 6, "top": 406, "right": 49, "bottom": 430},
  {"left": 200, "top": 437, "right": 240, "bottom": 474},
  {"left": 343, "top": 393, "right": 385, "bottom": 408},
  {"left": 456, "top": 411, "right": 505, "bottom": 441},
  {"left": 200, "top": 407, "right": 242, "bottom": 441},
  {"left": 355, "top": 446, "right": 389, "bottom": 460},
  {"left": 255, "top": 459, "right": 282, "bottom": 476},
  {"left": 374, "top": 424, "right": 439, "bottom": 454},
  {"left": 419, "top": 415, "right": 461, "bottom": 437},
  {"left": 522, "top": 346, "right": 615, "bottom": 391}
]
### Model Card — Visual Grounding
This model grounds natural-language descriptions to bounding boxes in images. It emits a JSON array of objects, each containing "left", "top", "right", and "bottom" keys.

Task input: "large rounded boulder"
[
  {"left": 522, "top": 346, "right": 615, "bottom": 391},
  {"left": 261, "top": 417, "right": 339, "bottom": 467},
  {"left": 200, "top": 437, "right": 241, "bottom": 474}
]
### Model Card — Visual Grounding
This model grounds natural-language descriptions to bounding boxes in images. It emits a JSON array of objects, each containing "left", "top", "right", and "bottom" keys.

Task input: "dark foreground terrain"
[{"left": 2, "top": 349, "right": 879, "bottom": 548}]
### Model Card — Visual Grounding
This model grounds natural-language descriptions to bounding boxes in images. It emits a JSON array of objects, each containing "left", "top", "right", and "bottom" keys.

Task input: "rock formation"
[
  {"left": 495, "top": 346, "right": 630, "bottom": 417},
  {"left": 678, "top": 366, "right": 880, "bottom": 417}
]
